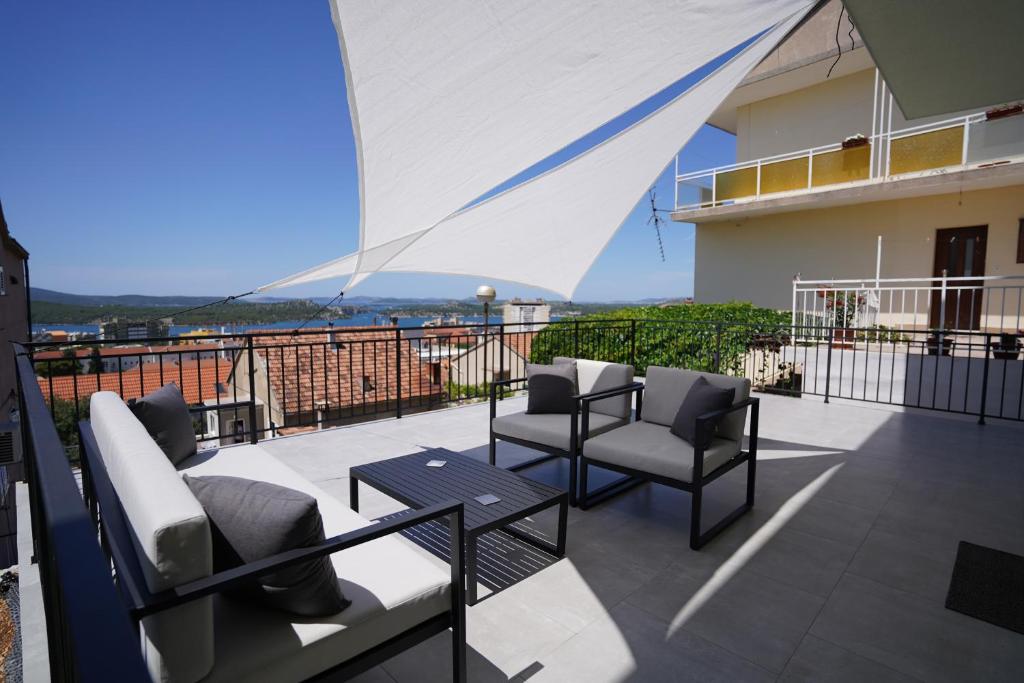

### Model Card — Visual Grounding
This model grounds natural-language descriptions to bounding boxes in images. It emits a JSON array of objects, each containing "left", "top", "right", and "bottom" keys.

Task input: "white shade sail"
[
  {"left": 264, "top": 0, "right": 815, "bottom": 292},
  {"left": 262, "top": 5, "right": 811, "bottom": 297}
]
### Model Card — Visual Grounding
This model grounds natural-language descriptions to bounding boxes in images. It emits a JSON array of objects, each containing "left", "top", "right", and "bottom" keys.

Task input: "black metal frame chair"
[
  {"left": 488, "top": 378, "right": 646, "bottom": 506},
  {"left": 78, "top": 421, "right": 468, "bottom": 682},
  {"left": 577, "top": 383, "right": 760, "bottom": 550}
]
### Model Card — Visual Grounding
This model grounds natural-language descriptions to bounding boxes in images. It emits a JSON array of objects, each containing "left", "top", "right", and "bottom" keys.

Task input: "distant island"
[{"left": 29, "top": 287, "right": 690, "bottom": 326}]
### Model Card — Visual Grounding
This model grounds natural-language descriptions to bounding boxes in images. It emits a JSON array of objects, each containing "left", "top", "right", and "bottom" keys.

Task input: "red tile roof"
[
  {"left": 37, "top": 359, "right": 232, "bottom": 406},
  {"left": 248, "top": 328, "right": 443, "bottom": 414}
]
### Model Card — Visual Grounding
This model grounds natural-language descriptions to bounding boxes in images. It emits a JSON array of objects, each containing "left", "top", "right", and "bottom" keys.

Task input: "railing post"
[
  {"left": 573, "top": 318, "right": 580, "bottom": 358},
  {"left": 824, "top": 325, "right": 834, "bottom": 403},
  {"left": 246, "top": 336, "right": 258, "bottom": 444},
  {"left": 978, "top": 333, "right": 990, "bottom": 425},
  {"left": 630, "top": 319, "right": 637, "bottom": 368},
  {"left": 498, "top": 324, "right": 505, "bottom": 401},
  {"left": 713, "top": 323, "right": 722, "bottom": 373},
  {"left": 395, "top": 326, "right": 403, "bottom": 418}
]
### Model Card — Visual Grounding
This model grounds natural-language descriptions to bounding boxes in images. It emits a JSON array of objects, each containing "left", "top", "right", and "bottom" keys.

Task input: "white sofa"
[{"left": 85, "top": 391, "right": 465, "bottom": 683}]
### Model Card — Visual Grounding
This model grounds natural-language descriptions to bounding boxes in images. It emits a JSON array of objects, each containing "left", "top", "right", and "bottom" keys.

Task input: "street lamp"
[
  {"left": 476, "top": 285, "right": 496, "bottom": 333},
  {"left": 476, "top": 285, "right": 497, "bottom": 394}
]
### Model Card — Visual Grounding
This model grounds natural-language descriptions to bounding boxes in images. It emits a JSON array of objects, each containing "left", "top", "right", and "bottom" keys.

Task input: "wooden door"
[{"left": 930, "top": 226, "right": 987, "bottom": 330}]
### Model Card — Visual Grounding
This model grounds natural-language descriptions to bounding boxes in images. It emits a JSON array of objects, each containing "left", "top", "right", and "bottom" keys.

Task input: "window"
[
  {"left": 362, "top": 375, "right": 375, "bottom": 393},
  {"left": 1018, "top": 219, "right": 1024, "bottom": 264}
]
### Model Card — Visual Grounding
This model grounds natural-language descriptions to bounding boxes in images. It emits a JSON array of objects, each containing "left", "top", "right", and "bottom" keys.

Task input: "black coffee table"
[{"left": 350, "top": 447, "right": 568, "bottom": 604}]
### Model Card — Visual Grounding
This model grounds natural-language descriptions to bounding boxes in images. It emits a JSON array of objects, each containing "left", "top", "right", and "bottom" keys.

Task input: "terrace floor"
[{"left": 254, "top": 393, "right": 1024, "bottom": 682}]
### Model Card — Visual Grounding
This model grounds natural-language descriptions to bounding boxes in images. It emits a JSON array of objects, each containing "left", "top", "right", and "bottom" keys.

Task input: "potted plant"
[
  {"left": 820, "top": 289, "right": 863, "bottom": 348},
  {"left": 926, "top": 334, "right": 955, "bottom": 356},
  {"left": 990, "top": 331, "right": 1022, "bottom": 360}
]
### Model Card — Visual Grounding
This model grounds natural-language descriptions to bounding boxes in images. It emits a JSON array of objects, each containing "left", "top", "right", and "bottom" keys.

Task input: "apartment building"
[{"left": 673, "top": 0, "right": 1024, "bottom": 332}]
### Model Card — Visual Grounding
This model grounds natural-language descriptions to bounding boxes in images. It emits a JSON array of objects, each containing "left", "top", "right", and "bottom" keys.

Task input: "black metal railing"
[
  {"left": 24, "top": 319, "right": 1023, "bottom": 459},
  {"left": 14, "top": 345, "right": 151, "bottom": 681}
]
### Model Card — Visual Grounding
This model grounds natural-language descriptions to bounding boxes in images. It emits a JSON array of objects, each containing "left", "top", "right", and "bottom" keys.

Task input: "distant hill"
[{"left": 30, "top": 287, "right": 303, "bottom": 307}]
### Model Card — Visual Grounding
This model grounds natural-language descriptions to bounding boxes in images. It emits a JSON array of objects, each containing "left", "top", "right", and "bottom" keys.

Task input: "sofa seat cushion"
[
  {"left": 177, "top": 445, "right": 452, "bottom": 683},
  {"left": 492, "top": 411, "right": 627, "bottom": 451},
  {"left": 582, "top": 421, "right": 741, "bottom": 483}
]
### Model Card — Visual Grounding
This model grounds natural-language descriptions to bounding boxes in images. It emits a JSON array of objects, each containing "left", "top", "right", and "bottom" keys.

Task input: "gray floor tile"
[
  {"left": 779, "top": 635, "right": 918, "bottom": 682},
  {"left": 810, "top": 573, "right": 1024, "bottom": 683}
]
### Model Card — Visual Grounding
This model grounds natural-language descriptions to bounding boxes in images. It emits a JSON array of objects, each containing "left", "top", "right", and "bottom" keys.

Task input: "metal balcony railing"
[{"left": 674, "top": 108, "right": 1024, "bottom": 211}]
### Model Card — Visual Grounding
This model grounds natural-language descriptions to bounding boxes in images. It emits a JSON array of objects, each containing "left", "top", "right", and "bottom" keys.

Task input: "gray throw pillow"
[
  {"left": 129, "top": 383, "right": 197, "bottom": 466},
  {"left": 183, "top": 475, "right": 350, "bottom": 617},
  {"left": 670, "top": 376, "right": 735, "bottom": 449},
  {"left": 526, "top": 362, "right": 578, "bottom": 414}
]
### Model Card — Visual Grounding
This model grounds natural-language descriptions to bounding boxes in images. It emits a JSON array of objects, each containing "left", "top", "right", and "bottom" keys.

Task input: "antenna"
[{"left": 647, "top": 188, "right": 668, "bottom": 262}]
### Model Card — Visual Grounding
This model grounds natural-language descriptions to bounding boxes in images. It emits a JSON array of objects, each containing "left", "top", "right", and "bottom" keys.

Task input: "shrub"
[{"left": 530, "top": 302, "right": 789, "bottom": 375}]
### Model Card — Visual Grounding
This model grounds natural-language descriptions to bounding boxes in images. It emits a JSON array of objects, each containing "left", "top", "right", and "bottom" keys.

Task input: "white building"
[{"left": 502, "top": 299, "right": 550, "bottom": 332}]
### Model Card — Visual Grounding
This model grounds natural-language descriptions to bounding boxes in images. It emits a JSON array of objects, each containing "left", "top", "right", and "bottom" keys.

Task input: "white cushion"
[
  {"left": 89, "top": 392, "right": 213, "bottom": 683},
  {"left": 640, "top": 367, "right": 750, "bottom": 442},
  {"left": 178, "top": 445, "right": 452, "bottom": 683},
  {"left": 492, "top": 411, "right": 627, "bottom": 451},
  {"left": 582, "top": 420, "right": 741, "bottom": 483},
  {"left": 555, "top": 357, "right": 634, "bottom": 418}
]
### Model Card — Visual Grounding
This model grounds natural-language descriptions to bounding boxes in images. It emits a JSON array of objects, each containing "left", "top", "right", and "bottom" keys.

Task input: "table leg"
[
  {"left": 555, "top": 495, "right": 568, "bottom": 556},
  {"left": 466, "top": 532, "right": 479, "bottom": 606},
  {"left": 349, "top": 477, "right": 359, "bottom": 512}
]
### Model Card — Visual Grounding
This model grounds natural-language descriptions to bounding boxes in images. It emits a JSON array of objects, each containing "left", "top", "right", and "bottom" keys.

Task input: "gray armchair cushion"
[
  {"left": 183, "top": 475, "right": 350, "bottom": 618},
  {"left": 641, "top": 366, "right": 750, "bottom": 442},
  {"left": 670, "top": 376, "right": 735, "bottom": 449},
  {"left": 554, "top": 357, "right": 634, "bottom": 419},
  {"left": 492, "top": 411, "right": 627, "bottom": 451},
  {"left": 526, "top": 362, "right": 578, "bottom": 414},
  {"left": 129, "top": 383, "right": 197, "bottom": 466},
  {"left": 583, "top": 421, "right": 740, "bottom": 483}
]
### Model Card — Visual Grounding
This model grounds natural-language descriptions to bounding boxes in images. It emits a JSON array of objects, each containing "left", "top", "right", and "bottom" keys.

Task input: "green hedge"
[{"left": 529, "top": 302, "right": 789, "bottom": 375}]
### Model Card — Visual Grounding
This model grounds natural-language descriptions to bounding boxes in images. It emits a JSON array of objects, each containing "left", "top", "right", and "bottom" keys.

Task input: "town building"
[
  {"left": 0, "top": 201, "right": 30, "bottom": 421},
  {"left": 672, "top": 0, "right": 1024, "bottom": 332},
  {"left": 502, "top": 298, "right": 550, "bottom": 332},
  {"left": 100, "top": 317, "right": 171, "bottom": 340}
]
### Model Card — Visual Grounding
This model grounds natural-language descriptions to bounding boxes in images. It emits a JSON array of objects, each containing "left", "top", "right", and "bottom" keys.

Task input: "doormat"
[{"left": 945, "top": 541, "right": 1024, "bottom": 634}]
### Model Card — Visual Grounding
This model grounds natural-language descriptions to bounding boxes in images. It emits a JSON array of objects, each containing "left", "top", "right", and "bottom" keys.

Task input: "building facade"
[
  {"left": 672, "top": 0, "right": 1024, "bottom": 332},
  {"left": 502, "top": 299, "right": 550, "bottom": 332},
  {"left": 0, "top": 201, "right": 30, "bottom": 418},
  {"left": 101, "top": 318, "right": 171, "bottom": 340}
]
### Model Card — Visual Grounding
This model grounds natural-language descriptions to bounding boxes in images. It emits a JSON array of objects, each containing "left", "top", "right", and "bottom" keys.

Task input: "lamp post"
[{"left": 476, "top": 285, "right": 497, "bottom": 394}]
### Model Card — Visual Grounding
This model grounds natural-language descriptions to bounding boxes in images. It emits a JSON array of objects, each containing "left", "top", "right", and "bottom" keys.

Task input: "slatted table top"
[{"left": 351, "top": 447, "right": 566, "bottom": 533}]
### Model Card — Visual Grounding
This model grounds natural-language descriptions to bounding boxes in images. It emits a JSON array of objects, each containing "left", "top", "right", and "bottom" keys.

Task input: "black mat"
[{"left": 945, "top": 541, "right": 1024, "bottom": 634}]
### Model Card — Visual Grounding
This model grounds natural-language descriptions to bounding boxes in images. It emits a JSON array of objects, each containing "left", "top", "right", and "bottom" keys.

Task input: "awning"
[{"left": 262, "top": 0, "right": 815, "bottom": 295}]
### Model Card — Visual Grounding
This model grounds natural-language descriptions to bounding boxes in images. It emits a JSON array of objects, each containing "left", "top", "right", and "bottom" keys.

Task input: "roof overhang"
[{"left": 843, "top": 0, "right": 1024, "bottom": 119}]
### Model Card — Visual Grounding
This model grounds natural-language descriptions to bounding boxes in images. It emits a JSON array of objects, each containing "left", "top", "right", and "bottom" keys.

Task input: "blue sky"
[{"left": 1, "top": 1, "right": 741, "bottom": 302}]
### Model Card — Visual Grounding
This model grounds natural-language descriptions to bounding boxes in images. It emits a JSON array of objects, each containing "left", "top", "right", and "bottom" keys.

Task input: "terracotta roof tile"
[{"left": 37, "top": 359, "right": 232, "bottom": 406}]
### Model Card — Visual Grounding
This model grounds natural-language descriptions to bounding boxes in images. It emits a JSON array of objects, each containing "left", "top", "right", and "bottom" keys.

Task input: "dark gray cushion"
[
  {"left": 670, "top": 376, "right": 735, "bottom": 449},
  {"left": 182, "top": 475, "right": 350, "bottom": 617},
  {"left": 129, "top": 383, "right": 197, "bottom": 466},
  {"left": 526, "top": 362, "right": 578, "bottom": 414}
]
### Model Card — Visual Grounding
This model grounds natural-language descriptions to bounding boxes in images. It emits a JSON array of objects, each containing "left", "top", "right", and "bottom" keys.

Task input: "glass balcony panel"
[
  {"left": 966, "top": 114, "right": 1024, "bottom": 164},
  {"left": 889, "top": 125, "right": 963, "bottom": 175},
  {"left": 811, "top": 144, "right": 870, "bottom": 187},
  {"left": 760, "top": 156, "right": 810, "bottom": 194},
  {"left": 715, "top": 166, "right": 757, "bottom": 202}
]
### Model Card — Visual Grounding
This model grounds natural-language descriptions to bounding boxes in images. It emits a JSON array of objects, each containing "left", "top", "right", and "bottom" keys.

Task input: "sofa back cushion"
[
  {"left": 555, "top": 357, "right": 634, "bottom": 419},
  {"left": 90, "top": 392, "right": 213, "bottom": 683},
  {"left": 641, "top": 366, "right": 750, "bottom": 442}
]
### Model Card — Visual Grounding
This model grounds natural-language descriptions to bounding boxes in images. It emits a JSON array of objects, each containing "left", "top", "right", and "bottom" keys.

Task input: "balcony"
[
  {"left": 673, "top": 107, "right": 1024, "bottom": 219},
  {"left": 14, "top": 321, "right": 1024, "bottom": 681}
]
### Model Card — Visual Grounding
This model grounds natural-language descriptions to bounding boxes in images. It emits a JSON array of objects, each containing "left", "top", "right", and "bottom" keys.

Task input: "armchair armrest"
[
  {"left": 490, "top": 377, "right": 525, "bottom": 419},
  {"left": 136, "top": 500, "right": 466, "bottom": 618},
  {"left": 579, "top": 382, "right": 645, "bottom": 442},
  {"left": 693, "top": 397, "right": 759, "bottom": 483}
]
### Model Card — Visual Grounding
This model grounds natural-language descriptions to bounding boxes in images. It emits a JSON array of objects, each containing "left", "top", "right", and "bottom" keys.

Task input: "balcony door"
[{"left": 930, "top": 226, "right": 987, "bottom": 330}]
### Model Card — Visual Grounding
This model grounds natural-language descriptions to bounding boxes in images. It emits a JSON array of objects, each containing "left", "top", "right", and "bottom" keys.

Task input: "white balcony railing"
[
  {"left": 675, "top": 108, "right": 1024, "bottom": 211},
  {"left": 792, "top": 274, "right": 1024, "bottom": 335}
]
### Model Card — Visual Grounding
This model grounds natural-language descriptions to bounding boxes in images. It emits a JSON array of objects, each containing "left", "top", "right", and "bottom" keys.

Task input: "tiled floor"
[{"left": 259, "top": 393, "right": 1024, "bottom": 682}]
